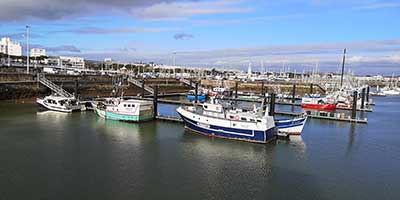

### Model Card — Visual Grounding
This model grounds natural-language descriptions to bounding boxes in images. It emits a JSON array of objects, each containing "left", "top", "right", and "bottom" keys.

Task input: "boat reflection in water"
[
  {"left": 288, "top": 136, "right": 306, "bottom": 155},
  {"left": 94, "top": 116, "right": 142, "bottom": 143}
]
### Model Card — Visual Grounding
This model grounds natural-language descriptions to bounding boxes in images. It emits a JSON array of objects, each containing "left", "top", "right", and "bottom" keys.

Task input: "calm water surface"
[{"left": 0, "top": 97, "right": 399, "bottom": 199}]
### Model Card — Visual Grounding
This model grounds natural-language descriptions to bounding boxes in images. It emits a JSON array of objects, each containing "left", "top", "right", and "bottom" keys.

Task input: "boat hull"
[
  {"left": 36, "top": 99, "right": 81, "bottom": 113},
  {"left": 301, "top": 103, "right": 336, "bottom": 110},
  {"left": 187, "top": 95, "right": 206, "bottom": 102},
  {"left": 95, "top": 108, "right": 153, "bottom": 122},
  {"left": 178, "top": 111, "right": 275, "bottom": 144},
  {"left": 275, "top": 116, "right": 307, "bottom": 135}
]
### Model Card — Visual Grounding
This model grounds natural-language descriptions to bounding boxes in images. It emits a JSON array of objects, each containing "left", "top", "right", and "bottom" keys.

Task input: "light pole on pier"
[
  {"left": 172, "top": 52, "right": 176, "bottom": 66},
  {"left": 26, "top": 25, "right": 30, "bottom": 74},
  {"left": 7, "top": 39, "right": 10, "bottom": 67}
]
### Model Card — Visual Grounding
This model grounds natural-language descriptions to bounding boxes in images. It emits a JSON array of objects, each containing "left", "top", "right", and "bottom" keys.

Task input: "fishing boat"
[
  {"left": 301, "top": 97, "right": 336, "bottom": 110},
  {"left": 382, "top": 88, "right": 400, "bottom": 95},
  {"left": 212, "top": 86, "right": 231, "bottom": 96},
  {"left": 238, "top": 94, "right": 260, "bottom": 101},
  {"left": 95, "top": 98, "right": 154, "bottom": 122},
  {"left": 36, "top": 95, "right": 83, "bottom": 113},
  {"left": 187, "top": 89, "right": 207, "bottom": 102},
  {"left": 176, "top": 99, "right": 276, "bottom": 143},
  {"left": 275, "top": 115, "right": 308, "bottom": 135}
]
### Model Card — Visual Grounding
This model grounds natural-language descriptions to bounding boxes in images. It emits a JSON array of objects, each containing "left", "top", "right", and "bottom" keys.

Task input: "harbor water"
[{"left": 0, "top": 96, "right": 399, "bottom": 199}]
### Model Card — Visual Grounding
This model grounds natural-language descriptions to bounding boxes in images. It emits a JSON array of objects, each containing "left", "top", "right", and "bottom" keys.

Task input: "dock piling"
[
  {"left": 269, "top": 93, "right": 276, "bottom": 116},
  {"left": 261, "top": 81, "right": 265, "bottom": 97},
  {"left": 195, "top": 82, "right": 198, "bottom": 103},
  {"left": 352, "top": 91, "right": 358, "bottom": 119},
  {"left": 292, "top": 84, "right": 296, "bottom": 103},
  {"left": 141, "top": 79, "right": 145, "bottom": 98},
  {"left": 361, "top": 88, "right": 366, "bottom": 109},
  {"left": 74, "top": 79, "right": 78, "bottom": 98},
  {"left": 366, "top": 86, "right": 370, "bottom": 103},
  {"left": 235, "top": 81, "right": 238, "bottom": 99},
  {"left": 310, "top": 83, "right": 314, "bottom": 94},
  {"left": 153, "top": 86, "right": 158, "bottom": 119}
]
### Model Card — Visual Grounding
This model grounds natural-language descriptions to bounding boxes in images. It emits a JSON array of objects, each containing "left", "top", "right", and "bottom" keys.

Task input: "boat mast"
[{"left": 340, "top": 48, "right": 346, "bottom": 89}]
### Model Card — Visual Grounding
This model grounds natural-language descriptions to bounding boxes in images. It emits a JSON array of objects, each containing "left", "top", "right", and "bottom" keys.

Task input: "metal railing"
[
  {"left": 179, "top": 78, "right": 196, "bottom": 88},
  {"left": 37, "top": 73, "right": 73, "bottom": 97},
  {"left": 127, "top": 76, "right": 154, "bottom": 94}
]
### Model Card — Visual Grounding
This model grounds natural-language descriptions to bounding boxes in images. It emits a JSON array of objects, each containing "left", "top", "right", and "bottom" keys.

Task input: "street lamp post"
[
  {"left": 26, "top": 25, "right": 30, "bottom": 74},
  {"left": 7, "top": 39, "right": 10, "bottom": 67}
]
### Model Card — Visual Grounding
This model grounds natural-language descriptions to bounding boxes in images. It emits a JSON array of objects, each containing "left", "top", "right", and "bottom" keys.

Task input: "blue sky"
[{"left": 1, "top": 0, "right": 400, "bottom": 75}]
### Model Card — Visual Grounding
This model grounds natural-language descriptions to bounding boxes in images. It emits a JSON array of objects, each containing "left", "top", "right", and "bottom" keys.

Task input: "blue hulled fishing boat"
[{"left": 177, "top": 99, "right": 276, "bottom": 143}]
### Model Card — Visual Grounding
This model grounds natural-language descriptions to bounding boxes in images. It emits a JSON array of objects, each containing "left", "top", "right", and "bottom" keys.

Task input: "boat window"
[
  {"left": 123, "top": 104, "right": 126, "bottom": 107},
  {"left": 257, "top": 119, "right": 262, "bottom": 122},
  {"left": 250, "top": 119, "right": 255, "bottom": 122},
  {"left": 241, "top": 117, "right": 247, "bottom": 121},
  {"left": 132, "top": 104, "right": 135, "bottom": 107},
  {"left": 204, "top": 105, "right": 208, "bottom": 109},
  {"left": 127, "top": 104, "right": 131, "bottom": 107},
  {"left": 232, "top": 123, "right": 236, "bottom": 126},
  {"left": 229, "top": 115, "right": 234, "bottom": 119}
]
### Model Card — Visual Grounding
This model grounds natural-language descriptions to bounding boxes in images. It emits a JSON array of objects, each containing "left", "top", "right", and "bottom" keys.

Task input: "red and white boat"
[{"left": 301, "top": 97, "right": 336, "bottom": 110}]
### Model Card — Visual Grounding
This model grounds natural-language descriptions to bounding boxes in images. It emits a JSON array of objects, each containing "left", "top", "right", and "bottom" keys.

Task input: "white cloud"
[
  {"left": 131, "top": 0, "right": 252, "bottom": 21},
  {"left": 65, "top": 27, "right": 181, "bottom": 34},
  {"left": 353, "top": 2, "right": 400, "bottom": 10}
]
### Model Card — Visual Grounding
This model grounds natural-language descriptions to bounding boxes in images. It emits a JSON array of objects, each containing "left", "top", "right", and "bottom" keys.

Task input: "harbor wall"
[
  {"left": 200, "top": 79, "right": 325, "bottom": 95},
  {"left": 0, "top": 73, "right": 189, "bottom": 100}
]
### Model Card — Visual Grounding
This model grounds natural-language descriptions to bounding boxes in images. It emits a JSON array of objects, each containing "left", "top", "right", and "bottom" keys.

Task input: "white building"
[
  {"left": 30, "top": 48, "right": 46, "bottom": 57},
  {"left": 45, "top": 56, "right": 85, "bottom": 68},
  {"left": 0, "top": 37, "right": 22, "bottom": 56}
]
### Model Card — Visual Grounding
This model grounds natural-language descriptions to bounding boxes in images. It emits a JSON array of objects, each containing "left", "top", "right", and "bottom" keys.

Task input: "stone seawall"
[{"left": 0, "top": 73, "right": 189, "bottom": 100}]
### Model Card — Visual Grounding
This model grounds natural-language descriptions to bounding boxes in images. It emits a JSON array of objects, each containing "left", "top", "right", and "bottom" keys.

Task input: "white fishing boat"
[
  {"left": 381, "top": 88, "right": 400, "bottom": 95},
  {"left": 176, "top": 98, "right": 307, "bottom": 143},
  {"left": 95, "top": 98, "right": 154, "bottom": 122},
  {"left": 36, "top": 95, "right": 83, "bottom": 113},
  {"left": 177, "top": 99, "right": 276, "bottom": 143}
]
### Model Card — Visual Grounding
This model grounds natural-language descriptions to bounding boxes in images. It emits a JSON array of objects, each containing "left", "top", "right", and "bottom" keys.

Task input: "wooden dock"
[
  {"left": 307, "top": 114, "right": 367, "bottom": 124},
  {"left": 156, "top": 116, "right": 183, "bottom": 123}
]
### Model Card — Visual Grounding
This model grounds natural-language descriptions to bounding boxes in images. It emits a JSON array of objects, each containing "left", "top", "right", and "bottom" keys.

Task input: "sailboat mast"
[{"left": 340, "top": 48, "right": 346, "bottom": 88}]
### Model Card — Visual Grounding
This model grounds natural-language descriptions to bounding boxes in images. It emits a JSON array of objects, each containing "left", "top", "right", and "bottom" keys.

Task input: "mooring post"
[
  {"left": 261, "top": 81, "right": 265, "bottom": 97},
  {"left": 153, "top": 86, "right": 158, "bottom": 119},
  {"left": 235, "top": 81, "right": 238, "bottom": 99},
  {"left": 292, "top": 84, "right": 296, "bottom": 103},
  {"left": 74, "top": 79, "right": 78, "bottom": 98},
  {"left": 189, "top": 79, "right": 192, "bottom": 88},
  {"left": 269, "top": 93, "right": 275, "bottom": 116},
  {"left": 310, "top": 83, "right": 314, "bottom": 94},
  {"left": 366, "top": 86, "right": 370, "bottom": 104},
  {"left": 141, "top": 79, "right": 145, "bottom": 98},
  {"left": 361, "top": 88, "right": 366, "bottom": 109},
  {"left": 195, "top": 82, "right": 198, "bottom": 103},
  {"left": 352, "top": 91, "right": 358, "bottom": 119}
]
